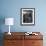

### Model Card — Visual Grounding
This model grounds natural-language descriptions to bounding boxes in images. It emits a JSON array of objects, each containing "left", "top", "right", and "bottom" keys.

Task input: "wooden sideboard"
[{"left": 4, "top": 32, "right": 43, "bottom": 46}]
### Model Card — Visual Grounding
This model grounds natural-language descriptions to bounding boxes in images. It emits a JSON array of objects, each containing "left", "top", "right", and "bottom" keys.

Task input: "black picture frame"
[{"left": 20, "top": 8, "right": 35, "bottom": 26}]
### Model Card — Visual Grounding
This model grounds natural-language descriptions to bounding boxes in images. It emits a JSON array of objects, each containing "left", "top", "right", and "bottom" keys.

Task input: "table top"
[{"left": 4, "top": 32, "right": 43, "bottom": 40}]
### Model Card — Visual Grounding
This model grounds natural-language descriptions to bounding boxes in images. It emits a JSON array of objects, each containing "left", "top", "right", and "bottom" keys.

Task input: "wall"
[
  {"left": 0, "top": 0, "right": 46, "bottom": 46},
  {"left": 0, "top": 0, "right": 46, "bottom": 32}
]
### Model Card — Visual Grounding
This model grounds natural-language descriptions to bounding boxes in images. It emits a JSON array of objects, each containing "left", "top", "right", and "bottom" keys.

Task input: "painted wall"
[
  {"left": 0, "top": 0, "right": 46, "bottom": 32},
  {"left": 0, "top": 0, "right": 46, "bottom": 46}
]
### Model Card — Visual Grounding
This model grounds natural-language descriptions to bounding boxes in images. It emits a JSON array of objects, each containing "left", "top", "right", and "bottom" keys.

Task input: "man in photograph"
[{"left": 23, "top": 10, "right": 33, "bottom": 23}]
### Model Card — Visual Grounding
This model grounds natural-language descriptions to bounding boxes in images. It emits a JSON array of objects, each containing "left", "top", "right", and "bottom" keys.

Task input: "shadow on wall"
[{"left": 0, "top": 16, "right": 5, "bottom": 46}]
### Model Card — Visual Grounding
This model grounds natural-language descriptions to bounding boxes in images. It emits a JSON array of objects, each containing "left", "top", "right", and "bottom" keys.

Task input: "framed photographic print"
[{"left": 20, "top": 8, "right": 35, "bottom": 26}]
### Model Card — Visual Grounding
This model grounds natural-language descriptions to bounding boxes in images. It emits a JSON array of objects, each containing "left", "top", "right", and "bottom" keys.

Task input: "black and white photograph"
[{"left": 20, "top": 8, "right": 35, "bottom": 26}]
